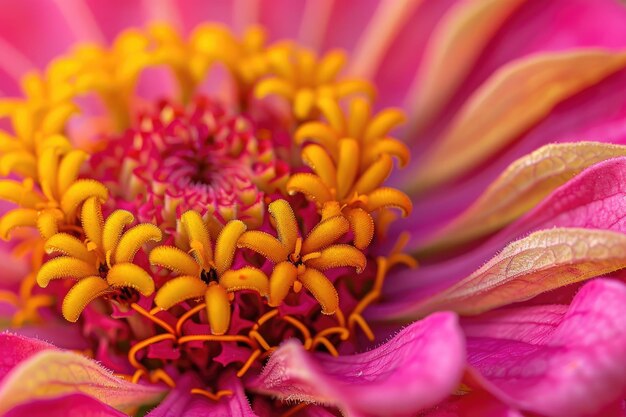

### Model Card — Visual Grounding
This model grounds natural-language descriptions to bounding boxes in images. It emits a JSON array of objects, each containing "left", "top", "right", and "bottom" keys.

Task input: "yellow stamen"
[
  {"left": 106, "top": 263, "right": 155, "bottom": 296},
  {"left": 301, "top": 215, "right": 350, "bottom": 254},
  {"left": 249, "top": 330, "right": 272, "bottom": 351},
  {"left": 301, "top": 144, "right": 337, "bottom": 188},
  {"left": 45, "top": 233, "right": 96, "bottom": 263},
  {"left": 37, "top": 210, "right": 61, "bottom": 239},
  {"left": 181, "top": 210, "right": 213, "bottom": 266},
  {"left": 154, "top": 275, "right": 207, "bottom": 310},
  {"left": 219, "top": 267, "right": 269, "bottom": 296},
  {"left": 286, "top": 173, "right": 333, "bottom": 204},
  {"left": 312, "top": 336, "right": 339, "bottom": 356},
  {"left": 345, "top": 207, "right": 375, "bottom": 250},
  {"left": 237, "top": 230, "right": 288, "bottom": 263},
  {"left": 352, "top": 154, "right": 393, "bottom": 195},
  {"left": 214, "top": 220, "right": 246, "bottom": 275},
  {"left": 365, "top": 187, "right": 413, "bottom": 217},
  {"left": 0, "top": 208, "right": 38, "bottom": 240},
  {"left": 336, "top": 138, "right": 359, "bottom": 200},
  {"left": 81, "top": 197, "right": 103, "bottom": 243},
  {"left": 60, "top": 179, "right": 109, "bottom": 220},
  {"left": 267, "top": 199, "right": 299, "bottom": 252},
  {"left": 57, "top": 150, "right": 89, "bottom": 196},
  {"left": 298, "top": 268, "right": 339, "bottom": 315},
  {"left": 149, "top": 246, "right": 200, "bottom": 277},
  {"left": 102, "top": 210, "right": 135, "bottom": 255},
  {"left": 36, "top": 256, "right": 98, "bottom": 287},
  {"left": 150, "top": 369, "right": 176, "bottom": 388},
  {"left": 205, "top": 282, "right": 231, "bottom": 335},
  {"left": 282, "top": 315, "right": 313, "bottom": 349},
  {"left": 114, "top": 223, "right": 162, "bottom": 263},
  {"left": 364, "top": 108, "right": 406, "bottom": 142},
  {"left": 61, "top": 276, "right": 112, "bottom": 322},
  {"left": 305, "top": 244, "right": 366, "bottom": 273},
  {"left": 268, "top": 261, "right": 297, "bottom": 307},
  {"left": 131, "top": 369, "right": 145, "bottom": 384}
]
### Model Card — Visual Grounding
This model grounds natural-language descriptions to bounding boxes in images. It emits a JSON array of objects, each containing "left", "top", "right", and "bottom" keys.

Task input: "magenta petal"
[
  {"left": 0, "top": 333, "right": 56, "bottom": 377},
  {"left": 3, "top": 393, "right": 126, "bottom": 417},
  {"left": 146, "top": 372, "right": 257, "bottom": 417},
  {"left": 379, "top": 157, "right": 626, "bottom": 316},
  {"left": 465, "top": 279, "right": 626, "bottom": 417},
  {"left": 252, "top": 312, "right": 465, "bottom": 416}
]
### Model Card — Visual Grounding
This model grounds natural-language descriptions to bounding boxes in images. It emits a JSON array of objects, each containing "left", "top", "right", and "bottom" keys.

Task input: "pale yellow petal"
[
  {"left": 413, "top": 51, "right": 626, "bottom": 192},
  {"left": 420, "top": 142, "right": 626, "bottom": 254}
]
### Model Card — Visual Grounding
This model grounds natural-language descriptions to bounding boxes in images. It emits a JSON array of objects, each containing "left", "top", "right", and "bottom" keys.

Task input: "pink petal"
[
  {"left": 406, "top": 0, "right": 526, "bottom": 135},
  {"left": 411, "top": 51, "right": 626, "bottom": 192},
  {"left": 252, "top": 312, "right": 465, "bottom": 416},
  {"left": 406, "top": 0, "right": 626, "bottom": 137},
  {"left": 0, "top": 1, "right": 76, "bottom": 70},
  {"left": 360, "top": 0, "right": 457, "bottom": 108},
  {"left": 417, "top": 143, "right": 626, "bottom": 255},
  {"left": 379, "top": 157, "right": 626, "bottom": 319},
  {"left": 421, "top": 390, "right": 526, "bottom": 417},
  {"left": 0, "top": 348, "right": 166, "bottom": 414},
  {"left": 0, "top": 333, "right": 56, "bottom": 377},
  {"left": 402, "top": 66, "right": 626, "bottom": 243},
  {"left": 83, "top": 0, "right": 146, "bottom": 43},
  {"left": 146, "top": 372, "right": 257, "bottom": 417},
  {"left": 464, "top": 279, "right": 626, "bottom": 416},
  {"left": 383, "top": 228, "right": 626, "bottom": 319},
  {"left": 3, "top": 393, "right": 126, "bottom": 417},
  {"left": 9, "top": 320, "right": 90, "bottom": 350}
]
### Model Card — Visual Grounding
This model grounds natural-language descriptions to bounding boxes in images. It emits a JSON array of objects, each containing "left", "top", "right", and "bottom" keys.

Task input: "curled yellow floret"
[
  {"left": 237, "top": 199, "right": 366, "bottom": 314},
  {"left": 254, "top": 46, "right": 374, "bottom": 120},
  {"left": 0, "top": 146, "right": 108, "bottom": 240},
  {"left": 36, "top": 197, "right": 160, "bottom": 322},
  {"left": 151, "top": 210, "right": 267, "bottom": 335}
]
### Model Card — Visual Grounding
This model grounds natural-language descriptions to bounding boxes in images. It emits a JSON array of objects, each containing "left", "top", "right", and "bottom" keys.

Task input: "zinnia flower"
[{"left": 1, "top": 1, "right": 626, "bottom": 416}]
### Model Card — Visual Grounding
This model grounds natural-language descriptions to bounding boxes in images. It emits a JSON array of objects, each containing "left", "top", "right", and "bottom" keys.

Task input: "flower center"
[{"left": 0, "top": 23, "right": 416, "bottom": 408}]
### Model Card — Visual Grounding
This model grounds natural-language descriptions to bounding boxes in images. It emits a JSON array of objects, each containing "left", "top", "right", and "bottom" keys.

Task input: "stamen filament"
[
  {"left": 282, "top": 315, "right": 313, "bottom": 350},
  {"left": 175, "top": 303, "right": 207, "bottom": 335},
  {"left": 249, "top": 330, "right": 272, "bottom": 351},
  {"left": 130, "top": 303, "right": 176, "bottom": 335},
  {"left": 128, "top": 333, "right": 176, "bottom": 370},
  {"left": 150, "top": 369, "right": 177, "bottom": 388},
  {"left": 237, "top": 348, "right": 262, "bottom": 377},
  {"left": 312, "top": 336, "right": 339, "bottom": 356},
  {"left": 178, "top": 334, "right": 255, "bottom": 348},
  {"left": 190, "top": 388, "right": 233, "bottom": 401}
]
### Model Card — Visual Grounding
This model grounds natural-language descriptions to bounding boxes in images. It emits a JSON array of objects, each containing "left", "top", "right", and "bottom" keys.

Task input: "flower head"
[{"left": 1, "top": 2, "right": 626, "bottom": 417}]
